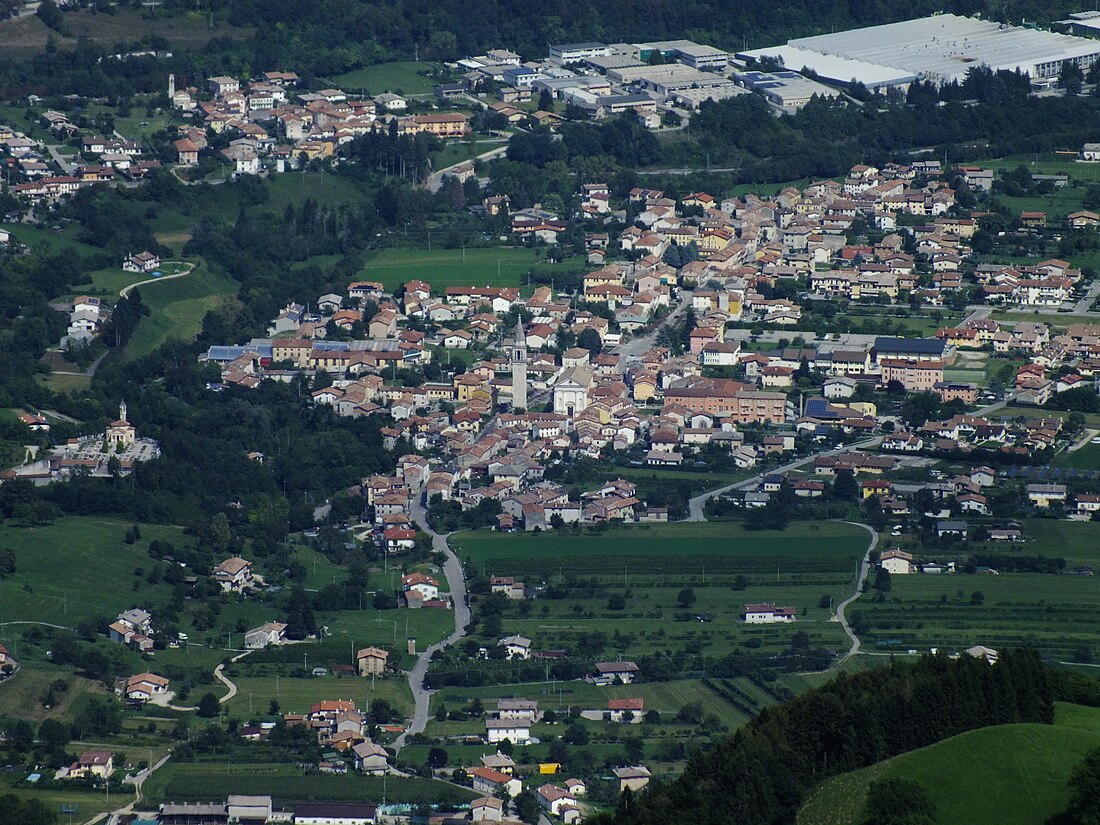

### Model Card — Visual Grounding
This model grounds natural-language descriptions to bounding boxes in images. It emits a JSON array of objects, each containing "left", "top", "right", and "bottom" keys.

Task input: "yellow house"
[
  {"left": 699, "top": 229, "right": 732, "bottom": 251},
  {"left": 848, "top": 401, "right": 877, "bottom": 418},
  {"left": 454, "top": 374, "right": 489, "bottom": 402},
  {"left": 583, "top": 269, "right": 623, "bottom": 291}
]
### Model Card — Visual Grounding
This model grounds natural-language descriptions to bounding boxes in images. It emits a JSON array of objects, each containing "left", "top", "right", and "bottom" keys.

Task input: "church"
[{"left": 105, "top": 401, "right": 136, "bottom": 451}]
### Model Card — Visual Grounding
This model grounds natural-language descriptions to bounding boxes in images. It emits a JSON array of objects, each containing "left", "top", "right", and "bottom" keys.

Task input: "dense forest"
[{"left": 590, "top": 650, "right": 1055, "bottom": 825}]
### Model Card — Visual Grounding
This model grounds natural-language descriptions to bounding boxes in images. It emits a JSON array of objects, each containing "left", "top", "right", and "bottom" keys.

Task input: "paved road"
[
  {"left": 835, "top": 522, "right": 878, "bottom": 662},
  {"left": 612, "top": 292, "right": 691, "bottom": 373},
  {"left": 393, "top": 490, "right": 471, "bottom": 750},
  {"left": 120, "top": 261, "right": 195, "bottom": 299},
  {"left": 1072, "top": 280, "right": 1100, "bottom": 314},
  {"left": 425, "top": 145, "right": 509, "bottom": 193},
  {"left": 47, "top": 144, "right": 75, "bottom": 174},
  {"left": 686, "top": 435, "right": 884, "bottom": 521}
]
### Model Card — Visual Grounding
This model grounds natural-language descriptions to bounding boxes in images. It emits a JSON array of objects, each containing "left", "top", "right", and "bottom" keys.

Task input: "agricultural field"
[
  {"left": 0, "top": 770, "right": 131, "bottom": 823},
  {"left": 798, "top": 702, "right": 1100, "bottom": 825},
  {"left": 854, "top": 570, "right": 1100, "bottom": 660},
  {"left": 0, "top": 8, "right": 253, "bottom": 63},
  {"left": 451, "top": 521, "right": 870, "bottom": 659},
  {"left": 0, "top": 663, "right": 110, "bottom": 724},
  {"left": 140, "top": 762, "right": 475, "bottom": 806},
  {"left": 327, "top": 62, "right": 442, "bottom": 96}
]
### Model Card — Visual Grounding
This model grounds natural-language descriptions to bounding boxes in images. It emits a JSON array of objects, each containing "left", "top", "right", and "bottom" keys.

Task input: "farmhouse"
[
  {"left": 743, "top": 603, "right": 796, "bottom": 623},
  {"left": 880, "top": 548, "right": 914, "bottom": 575},
  {"left": 593, "top": 661, "right": 640, "bottom": 685},
  {"left": 486, "top": 717, "right": 532, "bottom": 744}
]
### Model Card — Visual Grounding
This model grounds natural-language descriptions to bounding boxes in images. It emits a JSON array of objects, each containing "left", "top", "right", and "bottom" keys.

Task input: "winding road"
[
  {"left": 835, "top": 522, "right": 878, "bottom": 661},
  {"left": 393, "top": 489, "right": 471, "bottom": 751},
  {"left": 686, "top": 435, "right": 884, "bottom": 521},
  {"left": 120, "top": 261, "right": 196, "bottom": 299}
]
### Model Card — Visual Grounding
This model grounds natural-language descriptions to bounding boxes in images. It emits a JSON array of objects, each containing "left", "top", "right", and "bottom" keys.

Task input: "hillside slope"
[{"left": 798, "top": 703, "right": 1100, "bottom": 825}]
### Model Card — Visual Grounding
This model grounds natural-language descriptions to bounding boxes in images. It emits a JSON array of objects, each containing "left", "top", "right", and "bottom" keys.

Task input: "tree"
[
  {"left": 515, "top": 789, "right": 542, "bottom": 824},
  {"left": 1061, "top": 61, "right": 1085, "bottom": 96},
  {"left": 563, "top": 723, "right": 589, "bottom": 744},
  {"left": 832, "top": 469, "right": 858, "bottom": 501},
  {"left": 864, "top": 778, "right": 935, "bottom": 825},
  {"left": 677, "top": 588, "right": 697, "bottom": 608},
  {"left": 901, "top": 392, "right": 942, "bottom": 428},
  {"left": 577, "top": 326, "right": 603, "bottom": 355},
  {"left": 970, "top": 590, "right": 985, "bottom": 606},
  {"left": 197, "top": 692, "right": 220, "bottom": 718},
  {"left": 538, "top": 88, "right": 555, "bottom": 112},
  {"left": 267, "top": 699, "right": 280, "bottom": 715},
  {"left": 427, "top": 747, "right": 449, "bottom": 769}
]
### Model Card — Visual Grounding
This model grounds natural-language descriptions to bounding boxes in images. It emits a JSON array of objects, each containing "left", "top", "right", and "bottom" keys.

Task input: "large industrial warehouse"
[{"left": 761, "top": 13, "right": 1100, "bottom": 86}]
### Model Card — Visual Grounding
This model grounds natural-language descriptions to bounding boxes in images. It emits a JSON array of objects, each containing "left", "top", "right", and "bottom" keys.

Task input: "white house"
[
  {"left": 351, "top": 741, "right": 389, "bottom": 775},
  {"left": 485, "top": 718, "right": 531, "bottom": 744},
  {"left": 743, "top": 603, "right": 796, "bottom": 623},
  {"left": 880, "top": 548, "right": 913, "bottom": 575},
  {"left": 498, "top": 634, "right": 532, "bottom": 660},
  {"left": 245, "top": 622, "right": 287, "bottom": 650}
]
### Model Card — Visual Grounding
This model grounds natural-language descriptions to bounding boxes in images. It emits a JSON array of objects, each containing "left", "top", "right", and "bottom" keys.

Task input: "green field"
[
  {"left": 0, "top": 7, "right": 253, "bottom": 63},
  {"left": 856, "top": 570, "right": 1100, "bottom": 660},
  {"left": 36, "top": 371, "right": 92, "bottom": 394},
  {"left": 328, "top": 62, "right": 441, "bottom": 95},
  {"left": 141, "top": 762, "right": 475, "bottom": 806},
  {"left": 798, "top": 702, "right": 1100, "bottom": 825},
  {"left": 447, "top": 521, "right": 870, "bottom": 663},
  {"left": 0, "top": 770, "right": 131, "bottom": 823},
  {"left": 1053, "top": 442, "right": 1100, "bottom": 470},
  {"left": 452, "top": 520, "right": 868, "bottom": 567},
  {"left": 223, "top": 673, "right": 413, "bottom": 719},
  {"left": 123, "top": 262, "right": 237, "bottom": 359},
  {"left": 0, "top": 663, "right": 110, "bottom": 723},
  {"left": 432, "top": 138, "right": 507, "bottom": 170},
  {"left": 70, "top": 260, "right": 195, "bottom": 302},
  {"left": 0, "top": 517, "right": 190, "bottom": 630},
  {"left": 360, "top": 246, "right": 554, "bottom": 291},
  {"left": 0, "top": 222, "right": 101, "bottom": 256}
]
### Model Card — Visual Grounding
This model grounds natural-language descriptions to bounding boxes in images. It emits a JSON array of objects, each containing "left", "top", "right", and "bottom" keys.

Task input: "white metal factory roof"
[
  {"left": 787, "top": 14, "right": 1100, "bottom": 84},
  {"left": 737, "top": 44, "right": 919, "bottom": 88}
]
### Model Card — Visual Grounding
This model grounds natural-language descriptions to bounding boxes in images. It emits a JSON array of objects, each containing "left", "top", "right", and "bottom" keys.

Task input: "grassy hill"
[{"left": 798, "top": 702, "right": 1100, "bottom": 825}]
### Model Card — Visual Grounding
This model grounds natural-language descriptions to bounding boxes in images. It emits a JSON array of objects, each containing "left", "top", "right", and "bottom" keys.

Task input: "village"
[{"left": 8, "top": 9, "right": 1100, "bottom": 824}]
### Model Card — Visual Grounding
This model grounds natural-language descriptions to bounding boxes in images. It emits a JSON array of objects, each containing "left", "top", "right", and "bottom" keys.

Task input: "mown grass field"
[
  {"left": 222, "top": 673, "right": 413, "bottom": 718},
  {"left": 798, "top": 703, "right": 1100, "bottom": 825},
  {"left": 0, "top": 517, "right": 190, "bottom": 629},
  {"left": 1053, "top": 442, "right": 1100, "bottom": 471},
  {"left": 360, "top": 246, "right": 553, "bottom": 291},
  {"left": 141, "top": 762, "right": 475, "bottom": 806},
  {"left": 328, "top": 62, "right": 441, "bottom": 95},
  {"left": 123, "top": 262, "right": 237, "bottom": 359},
  {"left": 0, "top": 222, "right": 101, "bottom": 256}
]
